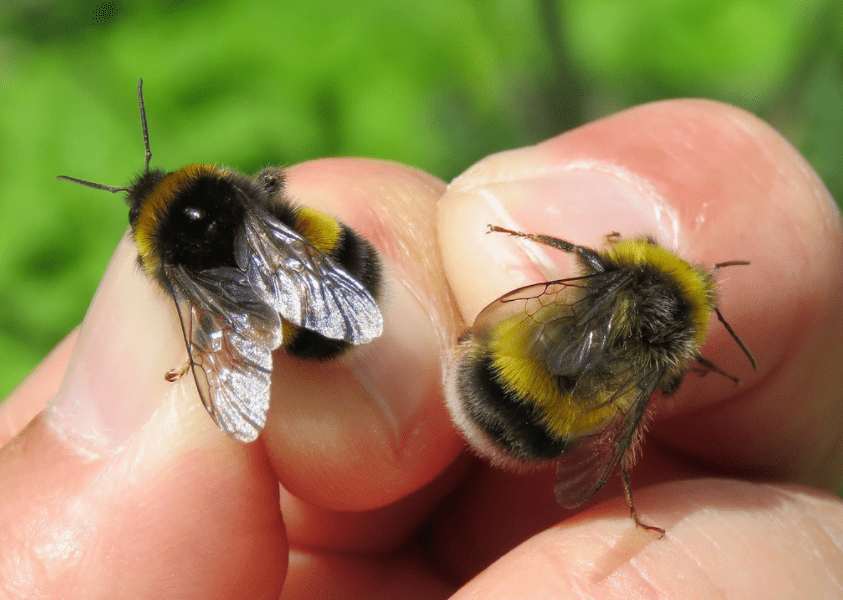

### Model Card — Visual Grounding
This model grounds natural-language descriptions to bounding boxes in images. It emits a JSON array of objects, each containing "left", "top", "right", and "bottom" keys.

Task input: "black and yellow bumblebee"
[
  {"left": 446, "top": 226, "right": 756, "bottom": 535},
  {"left": 58, "top": 80, "right": 383, "bottom": 442}
]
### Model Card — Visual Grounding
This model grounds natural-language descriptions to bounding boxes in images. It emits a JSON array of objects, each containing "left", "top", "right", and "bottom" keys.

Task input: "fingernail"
[
  {"left": 46, "top": 238, "right": 187, "bottom": 455},
  {"left": 446, "top": 160, "right": 681, "bottom": 295}
]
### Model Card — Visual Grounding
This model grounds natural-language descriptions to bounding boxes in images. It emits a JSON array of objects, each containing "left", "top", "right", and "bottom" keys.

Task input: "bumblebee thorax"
[{"left": 603, "top": 239, "right": 716, "bottom": 359}]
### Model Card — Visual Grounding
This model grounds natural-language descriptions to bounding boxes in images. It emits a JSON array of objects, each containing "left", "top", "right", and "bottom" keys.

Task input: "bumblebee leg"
[
  {"left": 487, "top": 225, "right": 607, "bottom": 272},
  {"left": 487, "top": 225, "right": 577, "bottom": 253},
  {"left": 165, "top": 360, "right": 190, "bottom": 382},
  {"left": 694, "top": 355, "right": 739, "bottom": 385},
  {"left": 713, "top": 306, "right": 757, "bottom": 370},
  {"left": 620, "top": 463, "right": 665, "bottom": 538}
]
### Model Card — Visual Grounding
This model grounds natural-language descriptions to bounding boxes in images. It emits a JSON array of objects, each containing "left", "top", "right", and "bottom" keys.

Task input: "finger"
[
  {"left": 438, "top": 99, "right": 843, "bottom": 491},
  {"left": 0, "top": 329, "right": 77, "bottom": 446},
  {"left": 261, "top": 158, "right": 465, "bottom": 511},
  {"left": 447, "top": 479, "right": 843, "bottom": 598},
  {"left": 281, "top": 550, "right": 455, "bottom": 599},
  {"left": 282, "top": 454, "right": 471, "bottom": 554},
  {"left": 431, "top": 453, "right": 702, "bottom": 582},
  {"left": 0, "top": 241, "right": 286, "bottom": 599}
]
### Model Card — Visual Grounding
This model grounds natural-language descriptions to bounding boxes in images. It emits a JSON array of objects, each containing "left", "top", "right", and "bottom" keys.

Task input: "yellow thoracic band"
[{"left": 603, "top": 240, "right": 714, "bottom": 349}]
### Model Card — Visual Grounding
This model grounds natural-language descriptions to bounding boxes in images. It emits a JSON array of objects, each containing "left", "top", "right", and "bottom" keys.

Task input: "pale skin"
[{"left": 1, "top": 100, "right": 842, "bottom": 599}]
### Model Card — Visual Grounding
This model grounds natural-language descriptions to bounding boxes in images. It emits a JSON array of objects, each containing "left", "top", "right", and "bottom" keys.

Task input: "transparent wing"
[
  {"left": 167, "top": 265, "right": 283, "bottom": 443},
  {"left": 238, "top": 208, "right": 383, "bottom": 344},
  {"left": 553, "top": 368, "right": 658, "bottom": 508},
  {"left": 473, "top": 270, "right": 630, "bottom": 377}
]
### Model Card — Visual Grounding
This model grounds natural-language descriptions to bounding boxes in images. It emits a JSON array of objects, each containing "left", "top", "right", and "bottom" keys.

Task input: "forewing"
[
  {"left": 472, "top": 271, "right": 628, "bottom": 375},
  {"left": 473, "top": 279, "right": 571, "bottom": 334},
  {"left": 239, "top": 208, "right": 383, "bottom": 344},
  {"left": 167, "top": 265, "right": 282, "bottom": 443}
]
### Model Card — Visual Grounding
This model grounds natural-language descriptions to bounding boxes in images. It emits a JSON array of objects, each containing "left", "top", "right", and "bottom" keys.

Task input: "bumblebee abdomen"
[
  {"left": 454, "top": 346, "right": 569, "bottom": 462},
  {"left": 488, "top": 315, "right": 630, "bottom": 440},
  {"left": 283, "top": 209, "right": 383, "bottom": 360},
  {"left": 449, "top": 323, "right": 641, "bottom": 464},
  {"left": 328, "top": 223, "right": 383, "bottom": 297}
]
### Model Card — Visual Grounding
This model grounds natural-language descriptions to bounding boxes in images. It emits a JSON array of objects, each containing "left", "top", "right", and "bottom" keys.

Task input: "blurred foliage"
[{"left": 0, "top": 0, "right": 841, "bottom": 399}]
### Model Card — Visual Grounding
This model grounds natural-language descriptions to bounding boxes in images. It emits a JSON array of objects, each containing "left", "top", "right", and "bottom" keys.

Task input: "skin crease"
[{"left": 0, "top": 100, "right": 840, "bottom": 598}]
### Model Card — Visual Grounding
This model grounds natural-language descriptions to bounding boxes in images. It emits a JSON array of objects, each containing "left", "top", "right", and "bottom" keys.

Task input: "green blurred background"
[{"left": 1, "top": 0, "right": 841, "bottom": 399}]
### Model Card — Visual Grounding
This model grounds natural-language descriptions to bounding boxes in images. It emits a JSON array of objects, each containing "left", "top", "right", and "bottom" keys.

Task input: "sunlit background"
[{"left": 1, "top": 0, "right": 841, "bottom": 398}]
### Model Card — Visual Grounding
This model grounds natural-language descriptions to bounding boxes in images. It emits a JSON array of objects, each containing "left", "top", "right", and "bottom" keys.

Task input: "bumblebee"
[
  {"left": 58, "top": 80, "right": 383, "bottom": 442},
  {"left": 446, "top": 226, "right": 756, "bottom": 535}
]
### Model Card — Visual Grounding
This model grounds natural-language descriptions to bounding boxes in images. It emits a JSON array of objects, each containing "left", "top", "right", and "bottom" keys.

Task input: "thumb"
[{"left": 0, "top": 239, "right": 285, "bottom": 599}]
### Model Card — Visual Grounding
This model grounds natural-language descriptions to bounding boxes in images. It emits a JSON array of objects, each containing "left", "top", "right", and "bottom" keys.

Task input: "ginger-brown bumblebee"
[
  {"left": 58, "top": 80, "right": 383, "bottom": 442},
  {"left": 446, "top": 226, "right": 755, "bottom": 535}
]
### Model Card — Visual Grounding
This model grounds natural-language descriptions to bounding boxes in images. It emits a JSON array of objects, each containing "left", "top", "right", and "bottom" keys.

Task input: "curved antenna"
[{"left": 56, "top": 78, "right": 153, "bottom": 190}]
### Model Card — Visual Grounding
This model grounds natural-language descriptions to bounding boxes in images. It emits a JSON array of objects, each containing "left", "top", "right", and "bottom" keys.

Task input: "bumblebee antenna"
[
  {"left": 56, "top": 78, "right": 152, "bottom": 192},
  {"left": 54, "top": 175, "right": 130, "bottom": 193},
  {"left": 137, "top": 78, "right": 152, "bottom": 174},
  {"left": 710, "top": 260, "right": 757, "bottom": 370}
]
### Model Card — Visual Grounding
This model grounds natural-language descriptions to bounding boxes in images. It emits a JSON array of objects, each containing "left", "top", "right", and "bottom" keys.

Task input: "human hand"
[{"left": 2, "top": 100, "right": 842, "bottom": 598}]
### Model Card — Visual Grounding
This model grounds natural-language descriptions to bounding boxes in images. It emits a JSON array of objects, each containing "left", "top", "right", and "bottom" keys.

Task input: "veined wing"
[
  {"left": 238, "top": 208, "right": 383, "bottom": 344},
  {"left": 166, "top": 264, "right": 282, "bottom": 443},
  {"left": 472, "top": 270, "right": 631, "bottom": 377},
  {"left": 553, "top": 367, "right": 657, "bottom": 508}
]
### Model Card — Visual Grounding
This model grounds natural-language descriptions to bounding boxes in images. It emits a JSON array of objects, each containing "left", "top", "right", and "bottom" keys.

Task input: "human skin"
[{"left": 1, "top": 100, "right": 842, "bottom": 599}]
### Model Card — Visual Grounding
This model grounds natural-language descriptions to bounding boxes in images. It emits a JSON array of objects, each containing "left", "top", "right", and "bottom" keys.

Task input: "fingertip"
[
  {"left": 437, "top": 98, "right": 843, "bottom": 494},
  {"left": 0, "top": 234, "right": 289, "bottom": 597},
  {"left": 43, "top": 237, "right": 187, "bottom": 453},
  {"left": 449, "top": 479, "right": 843, "bottom": 599},
  {"left": 262, "top": 158, "right": 465, "bottom": 510},
  {"left": 439, "top": 98, "right": 841, "bottom": 328}
]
